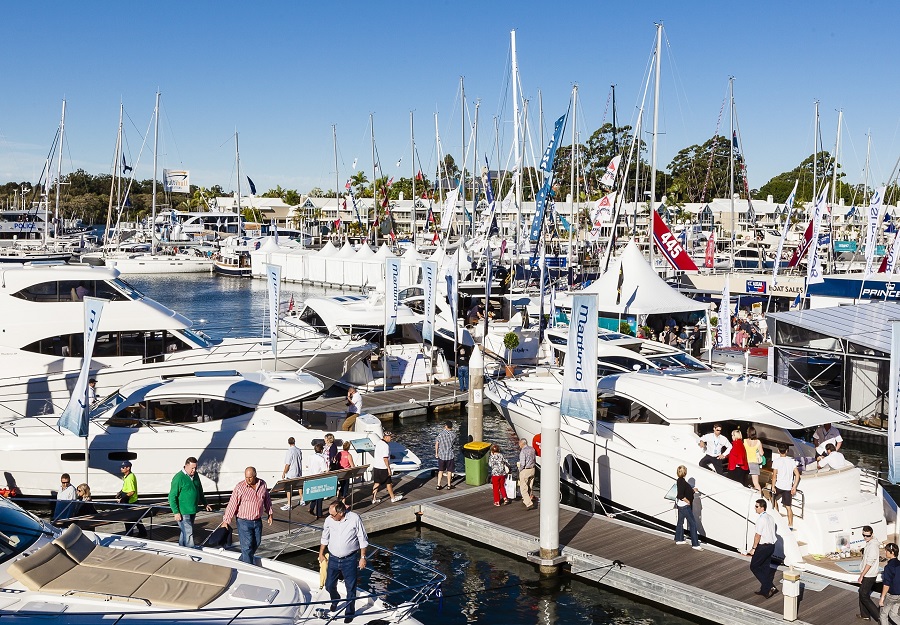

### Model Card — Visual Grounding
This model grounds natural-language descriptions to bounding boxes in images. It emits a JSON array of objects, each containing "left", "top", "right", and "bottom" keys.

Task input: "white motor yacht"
[
  {"left": 0, "top": 264, "right": 374, "bottom": 417},
  {"left": 0, "top": 370, "right": 421, "bottom": 498},
  {"left": 0, "top": 498, "right": 440, "bottom": 623},
  {"left": 485, "top": 367, "right": 898, "bottom": 583}
]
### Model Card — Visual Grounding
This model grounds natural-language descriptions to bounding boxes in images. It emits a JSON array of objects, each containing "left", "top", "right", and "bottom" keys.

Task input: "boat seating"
[{"left": 9, "top": 524, "right": 234, "bottom": 609}]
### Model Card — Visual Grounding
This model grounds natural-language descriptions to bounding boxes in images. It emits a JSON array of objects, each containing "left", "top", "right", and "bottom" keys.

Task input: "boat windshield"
[
  {"left": 180, "top": 328, "right": 212, "bottom": 348},
  {"left": 90, "top": 392, "right": 127, "bottom": 420},
  {"left": 649, "top": 352, "right": 710, "bottom": 371},
  {"left": 0, "top": 504, "right": 45, "bottom": 564},
  {"left": 109, "top": 278, "right": 144, "bottom": 300}
]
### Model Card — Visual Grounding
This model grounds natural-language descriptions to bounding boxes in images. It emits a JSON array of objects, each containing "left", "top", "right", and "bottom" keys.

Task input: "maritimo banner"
[{"left": 163, "top": 169, "right": 190, "bottom": 194}]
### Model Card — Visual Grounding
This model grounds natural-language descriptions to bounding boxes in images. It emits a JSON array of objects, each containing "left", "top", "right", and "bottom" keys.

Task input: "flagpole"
[{"left": 410, "top": 111, "right": 416, "bottom": 247}]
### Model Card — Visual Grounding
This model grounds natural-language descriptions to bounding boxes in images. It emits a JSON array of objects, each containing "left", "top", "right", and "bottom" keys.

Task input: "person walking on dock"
[
  {"left": 220, "top": 467, "right": 273, "bottom": 565},
  {"left": 118, "top": 461, "right": 147, "bottom": 538},
  {"left": 434, "top": 421, "right": 456, "bottom": 491},
  {"left": 517, "top": 438, "right": 536, "bottom": 510},
  {"left": 371, "top": 432, "right": 403, "bottom": 504},
  {"left": 168, "top": 456, "right": 212, "bottom": 548},
  {"left": 879, "top": 542, "right": 900, "bottom": 625},
  {"left": 343, "top": 387, "right": 362, "bottom": 431},
  {"left": 748, "top": 498, "right": 778, "bottom": 599},
  {"left": 673, "top": 466, "right": 701, "bottom": 550},
  {"left": 281, "top": 437, "right": 303, "bottom": 511},
  {"left": 859, "top": 524, "right": 881, "bottom": 621},
  {"left": 319, "top": 500, "right": 368, "bottom": 622},
  {"left": 488, "top": 444, "right": 510, "bottom": 506}
]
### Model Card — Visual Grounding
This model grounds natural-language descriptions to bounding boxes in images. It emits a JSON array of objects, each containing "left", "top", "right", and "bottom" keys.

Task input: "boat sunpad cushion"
[{"left": 10, "top": 526, "right": 234, "bottom": 609}]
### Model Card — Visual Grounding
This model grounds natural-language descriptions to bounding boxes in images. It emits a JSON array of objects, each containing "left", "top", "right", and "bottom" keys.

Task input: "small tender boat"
[{"left": 0, "top": 498, "right": 441, "bottom": 623}]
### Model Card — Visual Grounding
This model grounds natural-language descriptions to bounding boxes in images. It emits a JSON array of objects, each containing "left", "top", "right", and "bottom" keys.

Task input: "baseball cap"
[
  {"left": 383, "top": 431, "right": 393, "bottom": 437},
  {"left": 121, "top": 461, "right": 132, "bottom": 468}
]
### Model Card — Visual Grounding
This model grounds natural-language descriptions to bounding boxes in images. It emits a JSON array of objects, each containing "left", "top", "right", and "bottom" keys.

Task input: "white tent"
[
  {"left": 334, "top": 242, "right": 357, "bottom": 259},
  {"left": 356, "top": 244, "right": 375, "bottom": 259},
  {"left": 316, "top": 240, "right": 338, "bottom": 257},
  {"left": 374, "top": 243, "right": 396, "bottom": 258},
  {"left": 581, "top": 241, "right": 705, "bottom": 315}
]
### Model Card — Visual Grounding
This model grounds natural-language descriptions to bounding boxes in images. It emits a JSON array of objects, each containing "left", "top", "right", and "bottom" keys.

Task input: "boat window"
[
  {"left": 298, "top": 307, "right": 328, "bottom": 333},
  {"left": 649, "top": 352, "right": 709, "bottom": 371},
  {"left": 0, "top": 504, "right": 44, "bottom": 564},
  {"left": 599, "top": 396, "right": 666, "bottom": 425},
  {"left": 90, "top": 392, "right": 126, "bottom": 420},
  {"left": 563, "top": 454, "right": 592, "bottom": 484},
  {"left": 23, "top": 330, "right": 191, "bottom": 359},
  {"left": 180, "top": 328, "right": 211, "bottom": 349},
  {"left": 145, "top": 398, "right": 248, "bottom": 424},
  {"left": 109, "top": 278, "right": 144, "bottom": 300},
  {"left": 11, "top": 280, "right": 129, "bottom": 303}
]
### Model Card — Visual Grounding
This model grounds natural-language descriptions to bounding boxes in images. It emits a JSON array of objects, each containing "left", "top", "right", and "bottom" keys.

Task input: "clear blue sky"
[{"left": 1, "top": 1, "right": 897, "bottom": 198}]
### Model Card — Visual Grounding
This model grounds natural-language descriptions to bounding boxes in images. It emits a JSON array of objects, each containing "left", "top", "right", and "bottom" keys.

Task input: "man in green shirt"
[
  {"left": 169, "top": 456, "right": 212, "bottom": 547},
  {"left": 119, "top": 461, "right": 147, "bottom": 538}
]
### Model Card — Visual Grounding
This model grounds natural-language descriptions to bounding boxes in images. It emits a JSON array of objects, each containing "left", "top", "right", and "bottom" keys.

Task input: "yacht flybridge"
[
  {"left": 0, "top": 263, "right": 374, "bottom": 416},
  {"left": 0, "top": 370, "right": 420, "bottom": 498},
  {"left": 485, "top": 367, "right": 898, "bottom": 583}
]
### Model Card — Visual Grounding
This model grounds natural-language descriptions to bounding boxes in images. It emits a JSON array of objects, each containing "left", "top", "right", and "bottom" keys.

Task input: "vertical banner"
[
  {"left": 443, "top": 251, "right": 459, "bottom": 344},
  {"left": 560, "top": 294, "right": 598, "bottom": 421},
  {"left": 162, "top": 169, "right": 190, "bottom": 193},
  {"left": 58, "top": 297, "right": 106, "bottom": 437},
  {"left": 806, "top": 183, "right": 830, "bottom": 285},
  {"left": 864, "top": 186, "right": 886, "bottom": 277},
  {"left": 421, "top": 260, "right": 438, "bottom": 345},
  {"left": 716, "top": 276, "right": 731, "bottom": 349},
  {"left": 773, "top": 179, "right": 798, "bottom": 284},
  {"left": 265, "top": 264, "right": 281, "bottom": 358},
  {"left": 889, "top": 320, "right": 900, "bottom": 484},
  {"left": 384, "top": 258, "right": 401, "bottom": 336}
]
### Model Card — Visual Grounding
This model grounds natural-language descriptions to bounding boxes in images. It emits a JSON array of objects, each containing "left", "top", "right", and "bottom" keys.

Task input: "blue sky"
[{"left": 1, "top": 1, "right": 897, "bottom": 199}]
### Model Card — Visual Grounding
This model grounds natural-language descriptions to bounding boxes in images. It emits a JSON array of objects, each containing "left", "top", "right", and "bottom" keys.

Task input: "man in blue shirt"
[{"left": 879, "top": 543, "right": 900, "bottom": 625}]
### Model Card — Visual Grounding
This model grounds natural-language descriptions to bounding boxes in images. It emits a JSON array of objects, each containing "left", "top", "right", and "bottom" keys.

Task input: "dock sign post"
[{"left": 303, "top": 475, "right": 338, "bottom": 501}]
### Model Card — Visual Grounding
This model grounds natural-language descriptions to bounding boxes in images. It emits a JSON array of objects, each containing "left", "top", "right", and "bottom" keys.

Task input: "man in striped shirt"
[{"left": 221, "top": 467, "right": 273, "bottom": 564}]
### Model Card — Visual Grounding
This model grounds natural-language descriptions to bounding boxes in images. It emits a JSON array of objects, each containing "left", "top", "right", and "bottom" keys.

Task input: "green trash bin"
[{"left": 463, "top": 441, "right": 492, "bottom": 486}]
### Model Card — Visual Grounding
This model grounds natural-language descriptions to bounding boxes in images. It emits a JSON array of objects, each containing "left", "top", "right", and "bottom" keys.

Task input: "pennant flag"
[
  {"left": 615, "top": 261, "right": 625, "bottom": 305},
  {"left": 773, "top": 179, "right": 798, "bottom": 284},
  {"left": 600, "top": 155, "right": 621, "bottom": 188},
  {"left": 395, "top": 158, "right": 402, "bottom": 168},
  {"left": 560, "top": 293, "right": 599, "bottom": 421},
  {"left": 58, "top": 297, "right": 106, "bottom": 437},
  {"left": 806, "top": 183, "right": 829, "bottom": 285},
  {"left": 588, "top": 193, "right": 615, "bottom": 241},
  {"left": 791, "top": 291, "right": 803, "bottom": 310},
  {"left": 288, "top": 293, "right": 295, "bottom": 312},
  {"left": 247, "top": 177, "right": 257, "bottom": 196},
  {"left": 265, "top": 264, "right": 281, "bottom": 358},
  {"left": 705, "top": 230, "right": 716, "bottom": 269},
  {"left": 352, "top": 158, "right": 358, "bottom": 170},
  {"left": 121, "top": 154, "right": 133, "bottom": 174},
  {"left": 788, "top": 219, "right": 814, "bottom": 268},
  {"left": 652, "top": 211, "right": 699, "bottom": 271},
  {"left": 539, "top": 114, "right": 567, "bottom": 173},
  {"left": 384, "top": 258, "right": 401, "bottom": 336},
  {"left": 416, "top": 170, "right": 424, "bottom": 181},
  {"left": 345, "top": 180, "right": 351, "bottom": 190},
  {"left": 716, "top": 277, "right": 731, "bottom": 349},
  {"left": 439, "top": 188, "right": 459, "bottom": 235},
  {"left": 421, "top": 260, "right": 439, "bottom": 345},
  {"left": 864, "top": 187, "right": 886, "bottom": 277}
]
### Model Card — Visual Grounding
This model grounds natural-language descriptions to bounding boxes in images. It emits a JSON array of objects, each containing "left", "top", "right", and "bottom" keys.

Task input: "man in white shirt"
[
  {"left": 748, "top": 499, "right": 779, "bottom": 598},
  {"left": 342, "top": 387, "right": 363, "bottom": 431},
  {"left": 319, "top": 501, "right": 368, "bottom": 622},
  {"left": 371, "top": 432, "right": 403, "bottom": 504},
  {"left": 858, "top": 524, "right": 881, "bottom": 620},
  {"left": 771, "top": 443, "right": 800, "bottom": 529},
  {"left": 813, "top": 423, "right": 842, "bottom": 455},
  {"left": 280, "top": 437, "right": 303, "bottom": 511},
  {"left": 816, "top": 443, "right": 849, "bottom": 471},
  {"left": 698, "top": 424, "right": 732, "bottom": 474}
]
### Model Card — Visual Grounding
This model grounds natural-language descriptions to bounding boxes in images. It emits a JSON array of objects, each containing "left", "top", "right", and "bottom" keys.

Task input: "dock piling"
[{"left": 468, "top": 346, "right": 484, "bottom": 442}]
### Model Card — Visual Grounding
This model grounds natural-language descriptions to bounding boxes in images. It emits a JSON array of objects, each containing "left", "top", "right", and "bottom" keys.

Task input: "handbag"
[{"left": 664, "top": 482, "right": 678, "bottom": 502}]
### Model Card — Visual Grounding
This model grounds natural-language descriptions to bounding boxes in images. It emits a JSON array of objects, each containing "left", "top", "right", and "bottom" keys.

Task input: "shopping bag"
[{"left": 504, "top": 475, "right": 518, "bottom": 500}]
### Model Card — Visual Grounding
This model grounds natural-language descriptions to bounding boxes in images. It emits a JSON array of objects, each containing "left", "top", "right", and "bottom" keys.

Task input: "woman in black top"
[{"left": 674, "top": 465, "right": 702, "bottom": 549}]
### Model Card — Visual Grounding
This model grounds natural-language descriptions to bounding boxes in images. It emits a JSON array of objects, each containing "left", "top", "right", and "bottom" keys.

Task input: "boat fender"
[{"left": 533, "top": 433, "right": 541, "bottom": 457}]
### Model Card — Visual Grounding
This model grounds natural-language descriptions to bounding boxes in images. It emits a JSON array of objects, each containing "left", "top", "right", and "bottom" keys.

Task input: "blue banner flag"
[
  {"left": 529, "top": 114, "right": 568, "bottom": 242},
  {"left": 58, "top": 297, "right": 106, "bottom": 437},
  {"left": 539, "top": 115, "right": 567, "bottom": 174},
  {"left": 247, "top": 177, "right": 257, "bottom": 195}
]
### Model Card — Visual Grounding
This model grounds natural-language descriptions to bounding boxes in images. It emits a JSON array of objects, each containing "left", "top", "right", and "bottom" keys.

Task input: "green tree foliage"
[
  {"left": 757, "top": 151, "right": 850, "bottom": 205},
  {"left": 666, "top": 135, "right": 732, "bottom": 203}
]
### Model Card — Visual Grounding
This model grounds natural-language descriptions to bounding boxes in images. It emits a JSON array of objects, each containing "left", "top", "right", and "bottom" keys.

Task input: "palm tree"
[{"left": 350, "top": 171, "right": 369, "bottom": 197}]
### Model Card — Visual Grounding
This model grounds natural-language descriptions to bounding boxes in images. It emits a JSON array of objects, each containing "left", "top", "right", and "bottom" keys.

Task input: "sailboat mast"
[
  {"left": 410, "top": 112, "right": 415, "bottom": 246},
  {"left": 235, "top": 132, "right": 242, "bottom": 235},
  {"left": 829, "top": 110, "right": 842, "bottom": 271},
  {"left": 104, "top": 103, "right": 123, "bottom": 255},
  {"left": 371, "top": 113, "right": 378, "bottom": 247},
  {"left": 611, "top": 85, "right": 619, "bottom": 154},
  {"left": 511, "top": 30, "right": 522, "bottom": 280},
  {"left": 53, "top": 99, "right": 66, "bottom": 250},
  {"left": 812, "top": 101, "right": 819, "bottom": 220},
  {"left": 729, "top": 77, "right": 735, "bottom": 269},
  {"left": 151, "top": 91, "right": 160, "bottom": 255},
  {"left": 649, "top": 22, "right": 662, "bottom": 270},
  {"left": 332, "top": 124, "right": 338, "bottom": 246},
  {"left": 460, "top": 76, "right": 466, "bottom": 239}
]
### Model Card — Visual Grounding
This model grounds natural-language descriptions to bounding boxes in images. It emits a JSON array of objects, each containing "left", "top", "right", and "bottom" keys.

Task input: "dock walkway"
[
  {"left": 304, "top": 384, "right": 467, "bottom": 421},
  {"left": 130, "top": 470, "right": 862, "bottom": 625}
]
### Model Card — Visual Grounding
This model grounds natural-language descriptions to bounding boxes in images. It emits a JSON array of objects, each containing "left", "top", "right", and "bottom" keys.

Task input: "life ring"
[{"left": 533, "top": 433, "right": 541, "bottom": 457}]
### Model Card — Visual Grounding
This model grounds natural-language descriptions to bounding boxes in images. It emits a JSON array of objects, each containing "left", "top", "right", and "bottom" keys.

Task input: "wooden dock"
[
  {"left": 304, "top": 383, "right": 468, "bottom": 421},
  {"left": 120, "top": 470, "right": 864, "bottom": 625}
]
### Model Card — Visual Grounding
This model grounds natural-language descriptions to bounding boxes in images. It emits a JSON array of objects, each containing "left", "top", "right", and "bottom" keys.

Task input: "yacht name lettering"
[
  {"left": 862, "top": 287, "right": 900, "bottom": 299},
  {"left": 574, "top": 304, "right": 589, "bottom": 381},
  {"left": 389, "top": 262, "right": 399, "bottom": 314}
]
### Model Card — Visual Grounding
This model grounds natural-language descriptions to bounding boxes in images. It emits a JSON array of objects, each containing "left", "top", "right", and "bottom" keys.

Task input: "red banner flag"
[
  {"left": 704, "top": 231, "right": 715, "bottom": 269},
  {"left": 652, "top": 211, "right": 699, "bottom": 272}
]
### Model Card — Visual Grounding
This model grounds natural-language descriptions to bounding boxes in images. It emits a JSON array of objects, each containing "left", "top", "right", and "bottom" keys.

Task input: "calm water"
[{"left": 125, "top": 273, "right": 703, "bottom": 625}]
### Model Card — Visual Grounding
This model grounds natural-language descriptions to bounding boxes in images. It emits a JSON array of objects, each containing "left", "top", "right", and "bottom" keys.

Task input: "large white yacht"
[
  {"left": 0, "top": 499, "right": 440, "bottom": 623},
  {"left": 0, "top": 264, "right": 374, "bottom": 416},
  {"left": 0, "top": 370, "right": 420, "bottom": 498},
  {"left": 485, "top": 367, "right": 898, "bottom": 583}
]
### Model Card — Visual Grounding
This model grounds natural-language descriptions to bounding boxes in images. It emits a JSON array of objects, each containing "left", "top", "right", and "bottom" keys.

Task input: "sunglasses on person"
[{"left": 864, "top": 533, "right": 873, "bottom": 538}]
